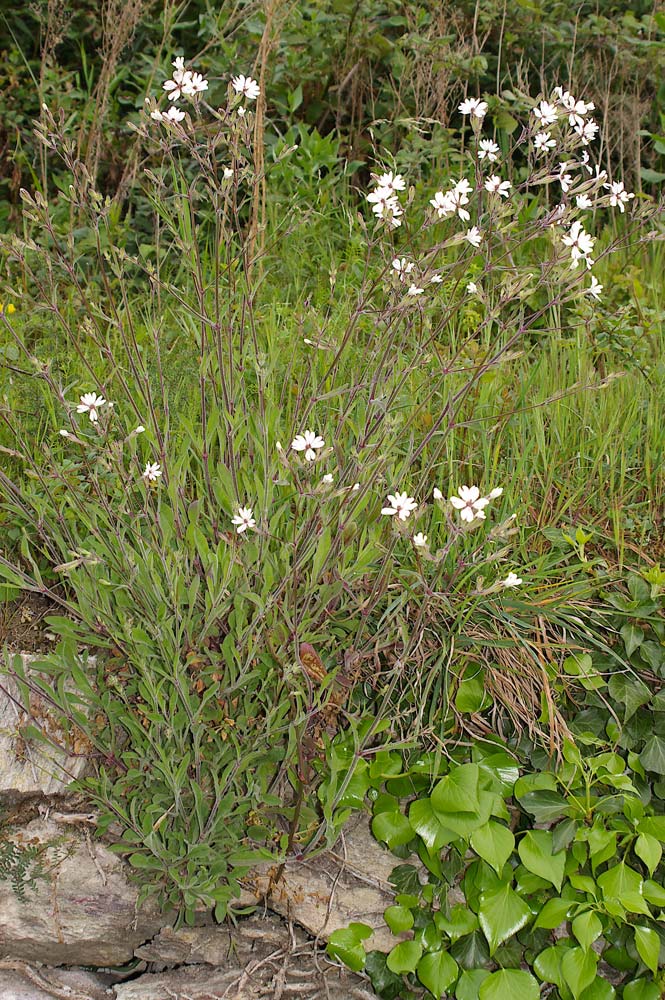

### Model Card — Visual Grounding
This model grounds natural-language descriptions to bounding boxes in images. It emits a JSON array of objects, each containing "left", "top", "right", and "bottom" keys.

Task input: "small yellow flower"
[{"left": 0, "top": 303, "right": 16, "bottom": 315}]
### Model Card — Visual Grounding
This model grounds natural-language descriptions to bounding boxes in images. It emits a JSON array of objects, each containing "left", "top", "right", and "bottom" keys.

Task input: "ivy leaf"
[
  {"left": 371, "top": 809, "right": 414, "bottom": 849},
  {"left": 639, "top": 735, "right": 665, "bottom": 775},
  {"left": 479, "top": 968, "right": 540, "bottom": 1000},
  {"left": 386, "top": 939, "right": 422, "bottom": 974},
  {"left": 470, "top": 821, "right": 515, "bottom": 876},
  {"left": 456, "top": 968, "right": 490, "bottom": 1000},
  {"left": 517, "top": 789, "right": 571, "bottom": 823},
  {"left": 409, "top": 797, "right": 455, "bottom": 851},
  {"left": 534, "top": 897, "right": 570, "bottom": 929},
  {"left": 518, "top": 830, "right": 565, "bottom": 891},
  {"left": 561, "top": 946, "right": 598, "bottom": 999},
  {"left": 478, "top": 882, "right": 531, "bottom": 954},
  {"left": 383, "top": 905, "right": 414, "bottom": 934},
  {"left": 534, "top": 944, "right": 567, "bottom": 987},
  {"left": 416, "top": 950, "right": 459, "bottom": 995},
  {"left": 634, "top": 926, "right": 660, "bottom": 976},
  {"left": 579, "top": 979, "right": 616, "bottom": 1000},
  {"left": 326, "top": 923, "right": 372, "bottom": 972},
  {"left": 431, "top": 763, "right": 481, "bottom": 814},
  {"left": 607, "top": 675, "right": 651, "bottom": 722},
  {"left": 571, "top": 910, "right": 603, "bottom": 951},
  {"left": 621, "top": 623, "right": 645, "bottom": 657},
  {"left": 435, "top": 904, "right": 479, "bottom": 942},
  {"left": 623, "top": 979, "right": 661, "bottom": 1000},
  {"left": 634, "top": 833, "right": 662, "bottom": 875}
]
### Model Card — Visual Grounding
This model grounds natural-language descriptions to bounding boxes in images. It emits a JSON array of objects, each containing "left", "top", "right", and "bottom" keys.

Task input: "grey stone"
[{"left": 0, "top": 964, "right": 110, "bottom": 1000}]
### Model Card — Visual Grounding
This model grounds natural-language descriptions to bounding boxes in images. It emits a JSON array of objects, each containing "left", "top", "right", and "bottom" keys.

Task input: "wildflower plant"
[{"left": 0, "top": 72, "right": 657, "bottom": 921}]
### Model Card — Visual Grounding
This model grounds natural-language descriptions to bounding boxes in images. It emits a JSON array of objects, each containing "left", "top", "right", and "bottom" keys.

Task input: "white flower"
[
  {"left": 322, "top": 473, "right": 334, "bottom": 484},
  {"left": 223, "top": 166, "right": 234, "bottom": 180},
  {"left": 368, "top": 187, "right": 403, "bottom": 228},
  {"left": 182, "top": 72, "right": 208, "bottom": 97},
  {"left": 576, "top": 194, "right": 592, "bottom": 209},
  {"left": 76, "top": 392, "right": 106, "bottom": 423},
  {"left": 152, "top": 105, "right": 186, "bottom": 124},
  {"left": 586, "top": 276, "right": 603, "bottom": 300},
  {"left": 459, "top": 98, "right": 488, "bottom": 120},
  {"left": 430, "top": 190, "right": 456, "bottom": 219},
  {"left": 466, "top": 281, "right": 479, "bottom": 295},
  {"left": 376, "top": 171, "right": 406, "bottom": 193},
  {"left": 381, "top": 492, "right": 418, "bottom": 521},
  {"left": 478, "top": 138, "right": 500, "bottom": 162},
  {"left": 533, "top": 100, "right": 558, "bottom": 126},
  {"left": 237, "top": 106, "right": 246, "bottom": 116},
  {"left": 574, "top": 119, "right": 599, "bottom": 144},
  {"left": 562, "top": 220, "right": 595, "bottom": 268},
  {"left": 413, "top": 532, "right": 428, "bottom": 548},
  {"left": 449, "top": 485, "right": 489, "bottom": 523},
  {"left": 232, "top": 506, "right": 256, "bottom": 533},
  {"left": 488, "top": 487, "right": 503, "bottom": 499},
  {"left": 558, "top": 164, "right": 573, "bottom": 194},
  {"left": 142, "top": 462, "right": 162, "bottom": 482},
  {"left": 534, "top": 131, "right": 556, "bottom": 155},
  {"left": 501, "top": 572, "right": 523, "bottom": 588},
  {"left": 606, "top": 180, "right": 634, "bottom": 213},
  {"left": 291, "top": 430, "right": 325, "bottom": 461},
  {"left": 484, "top": 175, "right": 511, "bottom": 198},
  {"left": 465, "top": 227, "right": 482, "bottom": 248},
  {"left": 59, "top": 429, "right": 70, "bottom": 437},
  {"left": 433, "top": 487, "right": 443, "bottom": 500},
  {"left": 135, "top": 425, "right": 146, "bottom": 434},
  {"left": 232, "top": 75, "right": 260, "bottom": 100},
  {"left": 392, "top": 257, "right": 414, "bottom": 281},
  {"left": 430, "top": 274, "right": 443, "bottom": 284},
  {"left": 407, "top": 284, "right": 424, "bottom": 296},
  {"left": 558, "top": 91, "right": 595, "bottom": 128}
]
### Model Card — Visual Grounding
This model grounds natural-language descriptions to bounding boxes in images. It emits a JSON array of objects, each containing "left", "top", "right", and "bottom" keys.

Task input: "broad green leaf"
[
  {"left": 409, "top": 797, "right": 455, "bottom": 851},
  {"left": 621, "top": 623, "right": 644, "bottom": 657},
  {"left": 572, "top": 910, "right": 603, "bottom": 951},
  {"left": 534, "top": 897, "right": 570, "bottom": 929},
  {"left": 371, "top": 809, "right": 414, "bottom": 849},
  {"left": 470, "top": 821, "right": 515, "bottom": 876},
  {"left": 634, "top": 926, "right": 660, "bottom": 976},
  {"left": 534, "top": 945, "right": 566, "bottom": 987},
  {"left": 638, "top": 816, "right": 665, "bottom": 842},
  {"left": 479, "top": 968, "right": 539, "bottom": 1000},
  {"left": 435, "top": 905, "right": 479, "bottom": 942},
  {"left": 478, "top": 882, "right": 531, "bottom": 954},
  {"left": 579, "top": 979, "right": 615, "bottom": 1000},
  {"left": 643, "top": 879, "right": 665, "bottom": 906},
  {"left": 326, "top": 924, "right": 372, "bottom": 972},
  {"left": 456, "top": 672, "right": 488, "bottom": 713},
  {"left": 517, "top": 789, "right": 571, "bottom": 823},
  {"left": 518, "top": 830, "right": 565, "bottom": 891},
  {"left": 607, "top": 675, "right": 651, "bottom": 722},
  {"left": 416, "top": 950, "right": 459, "bottom": 995},
  {"left": 386, "top": 939, "right": 423, "bottom": 974},
  {"left": 456, "top": 968, "right": 490, "bottom": 1000},
  {"left": 639, "top": 735, "right": 665, "bottom": 775},
  {"left": 634, "top": 833, "right": 662, "bottom": 875},
  {"left": 562, "top": 945, "right": 598, "bottom": 999},
  {"left": 597, "top": 861, "right": 643, "bottom": 899},
  {"left": 383, "top": 904, "right": 414, "bottom": 934},
  {"left": 431, "top": 763, "right": 481, "bottom": 814},
  {"left": 623, "top": 979, "right": 661, "bottom": 1000}
]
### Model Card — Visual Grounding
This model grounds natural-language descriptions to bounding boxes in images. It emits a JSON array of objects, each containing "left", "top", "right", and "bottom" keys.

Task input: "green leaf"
[
  {"left": 640, "top": 167, "right": 665, "bottom": 183},
  {"left": 562, "top": 946, "right": 598, "bottom": 999},
  {"left": 470, "top": 821, "right": 515, "bottom": 876},
  {"left": 639, "top": 735, "right": 665, "bottom": 775},
  {"left": 456, "top": 968, "right": 490, "bottom": 1000},
  {"left": 643, "top": 879, "right": 665, "bottom": 906},
  {"left": 579, "top": 979, "right": 615, "bottom": 1000},
  {"left": 607, "top": 675, "right": 651, "bottom": 722},
  {"left": 478, "top": 882, "right": 531, "bottom": 955},
  {"left": 517, "top": 789, "right": 571, "bottom": 823},
  {"left": 416, "top": 950, "right": 459, "bottom": 995},
  {"left": 623, "top": 979, "right": 661, "bottom": 1000},
  {"left": 456, "top": 673, "right": 489, "bottom": 713},
  {"left": 534, "top": 897, "right": 570, "bottom": 929},
  {"left": 431, "top": 763, "right": 481, "bottom": 814},
  {"left": 634, "top": 926, "right": 660, "bottom": 976},
  {"left": 621, "top": 624, "right": 645, "bottom": 657},
  {"left": 479, "top": 968, "right": 539, "bottom": 1000},
  {"left": 634, "top": 833, "right": 662, "bottom": 875},
  {"left": 534, "top": 945, "right": 567, "bottom": 987},
  {"left": 409, "top": 797, "right": 455, "bottom": 851},
  {"left": 326, "top": 924, "right": 372, "bottom": 972},
  {"left": 435, "top": 905, "right": 479, "bottom": 942},
  {"left": 518, "top": 830, "right": 565, "bottom": 891},
  {"left": 638, "top": 816, "right": 665, "bottom": 842},
  {"left": 371, "top": 809, "right": 414, "bottom": 849},
  {"left": 384, "top": 904, "right": 414, "bottom": 934},
  {"left": 386, "top": 939, "right": 423, "bottom": 974},
  {"left": 493, "top": 109, "right": 519, "bottom": 134},
  {"left": 572, "top": 910, "right": 603, "bottom": 951}
]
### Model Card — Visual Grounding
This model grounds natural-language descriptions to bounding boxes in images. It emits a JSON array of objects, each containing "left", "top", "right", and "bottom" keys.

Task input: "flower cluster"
[
  {"left": 448, "top": 485, "right": 503, "bottom": 523},
  {"left": 231, "top": 75, "right": 260, "bottom": 101},
  {"left": 163, "top": 57, "right": 208, "bottom": 102},
  {"left": 366, "top": 171, "right": 406, "bottom": 229}
]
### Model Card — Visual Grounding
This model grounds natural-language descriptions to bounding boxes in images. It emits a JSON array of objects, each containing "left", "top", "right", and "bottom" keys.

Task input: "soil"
[{"left": 0, "top": 592, "right": 60, "bottom": 652}]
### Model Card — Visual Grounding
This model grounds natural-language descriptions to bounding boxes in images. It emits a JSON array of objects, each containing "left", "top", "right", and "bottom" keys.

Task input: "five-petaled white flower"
[
  {"left": 382, "top": 492, "right": 418, "bottom": 521},
  {"left": 561, "top": 220, "right": 595, "bottom": 268},
  {"left": 459, "top": 97, "right": 488, "bottom": 120},
  {"left": 77, "top": 392, "right": 106, "bottom": 423},
  {"left": 232, "top": 75, "right": 260, "bottom": 100},
  {"left": 291, "top": 430, "right": 325, "bottom": 461},
  {"left": 151, "top": 106, "right": 186, "bottom": 124},
  {"left": 392, "top": 257, "right": 414, "bottom": 280},
  {"left": 484, "top": 175, "right": 511, "bottom": 198},
  {"left": 606, "top": 180, "right": 634, "bottom": 213},
  {"left": 466, "top": 281, "right": 479, "bottom": 295},
  {"left": 574, "top": 119, "right": 599, "bottom": 144},
  {"left": 478, "top": 138, "right": 500, "bottom": 162},
  {"left": 413, "top": 532, "right": 428, "bottom": 548},
  {"left": 367, "top": 186, "right": 403, "bottom": 228},
  {"left": 534, "top": 131, "right": 556, "bottom": 155},
  {"left": 376, "top": 171, "right": 406, "bottom": 193},
  {"left": 576, "top": 194, "right": 592, "bottom": 209},
  {"left": 586, "top": 276, "right": 603, "bottom": 300},
  {"left": 501, "top": 572, "right": 523, "bottom": 588},
  {"left": 163, "top": 57, "right": 190, "bottom": 101},
  {"left": 450, "top": 485, "right": 489, "bottom": 522},
  {"left": 407, "top": 284, "right": 424, "bottom": 296},
  {"left": 533, "top": 100, "right": 558, "bottom": 126},
  {"left": 183, "top": 72, "right": 208, "bottom": 97},
  {"left": 322, "top": 473, "right": 334, "bottom": 484},
  {"left": 465, "top": 227, "right": 482, "bottom": 248},
  {"left": 232, "top": 506, "right": 256, "bottom": 533},
  {"left": 142, "top": 462, "right": 162, "bottom": 482}
]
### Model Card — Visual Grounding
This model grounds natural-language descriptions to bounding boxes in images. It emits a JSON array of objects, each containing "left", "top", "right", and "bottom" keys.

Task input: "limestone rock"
[
  {"left": 0, "top": 819, "right": 165, "bottom": 966},
  {"left": 0, "top": 964, "right": 110, "bottom": 1000}
]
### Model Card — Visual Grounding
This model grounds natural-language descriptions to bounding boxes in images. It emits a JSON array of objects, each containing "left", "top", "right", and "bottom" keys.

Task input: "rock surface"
[
  {"left": 0, "top": 964, "right": 110, "bottom": 1000},
  {"left": 0, "top": 818, "right": 165, "bottom": 966}
]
